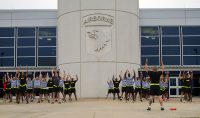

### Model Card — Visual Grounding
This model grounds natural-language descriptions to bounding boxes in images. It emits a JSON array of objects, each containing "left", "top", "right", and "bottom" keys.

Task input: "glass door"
[{"left": 169, "top": 77, "right": 181, "bottom": 97}]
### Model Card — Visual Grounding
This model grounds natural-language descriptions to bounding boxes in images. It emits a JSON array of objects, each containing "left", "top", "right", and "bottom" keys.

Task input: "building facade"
[{"left": 0, "top": 7, "right": 200, "bottom": 97}]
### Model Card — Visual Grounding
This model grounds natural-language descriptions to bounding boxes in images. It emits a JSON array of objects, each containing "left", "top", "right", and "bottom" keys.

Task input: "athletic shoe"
[
  {"left": 161, "top": 107, "right": 164, "bottom": 111},
  {"left": 147, "top": 107, "right": 151, "bottom": 111}
]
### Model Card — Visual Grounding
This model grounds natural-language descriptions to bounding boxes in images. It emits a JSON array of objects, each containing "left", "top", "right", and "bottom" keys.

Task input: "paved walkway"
[{"left": 0, "top": 98, "right": 200, "bottom": 118}]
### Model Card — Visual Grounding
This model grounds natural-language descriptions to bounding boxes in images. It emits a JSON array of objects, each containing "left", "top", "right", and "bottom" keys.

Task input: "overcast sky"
[{"left": 0, "top": 0, "right": 199, "bottom": 9}]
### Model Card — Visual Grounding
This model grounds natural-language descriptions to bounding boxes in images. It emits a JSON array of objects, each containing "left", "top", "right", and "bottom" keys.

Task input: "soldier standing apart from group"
[{"left": 145, "top": 59, "right": 165, "bottom": 111}]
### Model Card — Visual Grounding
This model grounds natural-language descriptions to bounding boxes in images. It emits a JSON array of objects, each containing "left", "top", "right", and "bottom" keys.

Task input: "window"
[
  {"left": 162, "top": 26, "right": 179, "bottom": 35},
  {"left": 162, "top": 46, "right": 180, "bottom": 55},
  {"left": 162, "top": 37, "right": 180, "bottom": 45},
  {"left": 38, "top": 47, "right": 56, "bottom": 56},
  {"left": 141, "top": 27, "right": 159, "bottom": 36},
  {"left": 17, "top": 48, "right": 35, "bottom": 56},
  {"left": 0, "top": 58, "right": 14, "bottom": 67},
  {"left": 141, "top": 56, "right": 159, "bottom": 65},
  {"left": 0, "top": 28, "right": 14, "bottom": 37},
  {"left": 163, "top": 56, "right": 180, "bottom": 65},
  {"left": 38, "top": 27, "right": 56, "bottom": 67},
  {"left": 39, "top": 27, "right": 56, "bottom": 36},
  {"left": 183, "top": 36, "right": 200, "bottom": 45},
  {"left": 17, "top": 38, "right": 35, "bottom": 46},
  {"left": 38, "top": 37, "right": 56, "bottom": 46},
  {"left": 183, "top": 46, "right": 200, "bottom": 55},
  {"left": 18, "top": 28, "right": 35, "bottom": 37},
  {"left": 182, "top": 26, "right": 200, "bottom": 35},
  {"left": 141, "top": 47, "right": 159, "bottom": 55},
  {"left": 17, "top": 57, "right": 35, "bottom": 66},
  {"left": 0, "top": 48, "right": 14, "bottom": 57},
  {"left": 183, "top": 56, "right": 200, "bottom": 65},
  {"left": 38, "top": 57, "right": 56, "bottom": 66},
  {"left": 141, "top": 37, "right": 159, "bottom": 45},
  {"left": 0, "top": 38, "right": 14, "bottom": 47}
]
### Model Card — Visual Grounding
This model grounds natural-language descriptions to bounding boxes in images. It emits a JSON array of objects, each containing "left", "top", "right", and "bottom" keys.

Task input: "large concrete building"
[{"left": 0, "top": 0, "right": 200, "bottom": 98}]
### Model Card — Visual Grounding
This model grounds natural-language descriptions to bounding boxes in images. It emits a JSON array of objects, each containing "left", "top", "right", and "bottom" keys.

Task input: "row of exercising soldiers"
[
  {"left": 3, "top": 67, "right": 78, "bottom": 104},
  {"left": 179, "top": 71, "right": 193, "bottom": 102},
  {"left": 106, "top": 70, "right": 169, "bottom": 102}
]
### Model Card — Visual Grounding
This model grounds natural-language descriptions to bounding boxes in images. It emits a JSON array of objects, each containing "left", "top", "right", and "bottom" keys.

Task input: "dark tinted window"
[
  {"left": 38, "top": 37, "right": 56, "bottom": 46},
  {"left": 162, "top": 46, "right": 180, "bottom": 55},
  {"left": 0, "top": 28, "right": 14, "bottom": 37},
  {"left": 182, "top": 26, "right": 200, "bottom": 35},
  {"left": 0, "top": 58, "right": 14, "bottom": 67},
  {"left": 141, "top": 37, "right": 159, "bottom": 46},
  {"left": 39, "top": 27, "right": 56, "bottom": 36},
  {"left": 163, "top": 56, "right": 180, "bottom": 65},
  {"left": 17, "top": 57, "right": 35, "bottom": 66},
  {"left": 141, "top": 27, "right": 159, "bottom": 36},
  {"left": 162, "top": 37, "right": 180, "bottom": 45},
  {"left": 18, "top": 28, "right": 35, "bottom": 37},
  {"left": 183, "top": 56, "right": 200, "bottom": 65},
  {"left": 141, "top": 56, "right": 159, "bottom": 65},
  {"left": 162, "top": 26, "right": 179, "bottom": 35},
  {"left": 17, "top": 38, "right": 35, "bottom": 46},
  {"left": 0, "top": 38, "right": 14, "bottom": 47},
  {"left": 141, "top": 47, "right": 159, "bottom": 55},
  {"left": 0, "top": 48, "right": 14, "bottom": 57},
  {"left": 183, "top": 36, "right": 200, "bottom": 45},
  {"left": 38, "top": 57, "right": 56, "bottom": 66},
  {"left": 183, "top": 46, "right": 200, "bottom": 55},
  {"left": 38, "top": 47, "right": 56, "bottom": 56},
  {"left": 17, "top": 48, "right": 35, "bottom": 56}
]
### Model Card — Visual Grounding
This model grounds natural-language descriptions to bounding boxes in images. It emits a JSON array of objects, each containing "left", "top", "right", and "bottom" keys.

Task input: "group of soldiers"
[
  {"left": 106, "top": 59, "right": 193, "bottom": 111},
  {"left": 106, "top": 69, "right": 169, "bottom": 103},
  {"left": 179, "top": 71, "right": 193, "bottom": 102},
  {"left": 2, "top": 67, "right": 78, "bottom": 104}
]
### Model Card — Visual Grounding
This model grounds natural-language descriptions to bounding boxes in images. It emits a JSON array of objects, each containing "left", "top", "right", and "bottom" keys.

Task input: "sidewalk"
[{"left": 0, "top": 98, "right": 200, "bottom": 118}]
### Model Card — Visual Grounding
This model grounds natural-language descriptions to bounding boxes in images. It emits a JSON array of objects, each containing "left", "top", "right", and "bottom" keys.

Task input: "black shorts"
[
  {"left": 142, "top": 88, "right": 149, "bottom": 94},
  {"left": 150, "top": 85, "right": 160, "bottom": 96},
  {"left": 34, "top": 88, "right": 40, "bottom": 94},
  {"left": 126, "top": 86, "right": 134, "bottom": 93},
  {"left": 70, "top": 88, "right": 76, "bottom": 93},
  {"left": 135, "top": 88, "right": 142, "bottom": 93},
  {"left": 5, "top": 89, "right": 12, "bottom": 94},
  {"left": 40, "top": 89, "right": 47, "bottom": 94},
  {"left": 108, "top": 89, "right": 114, "bottom": 94},
  {"left": 184, "top": 87, "right": 192, "bottom": 93},
  {"left": 64, "top": 88, "right": 71, "bottom": 95},
  {"left": 160, "top": 89, "right": 165, "bottom": 95},
  {"left": 114, "top": 88, "right": 120, "bottom": 93},
  {"left": 12, "top": 88, "right": 19, "bottom": 94},
  {"left": 164, "top": 88, "right": 168, "bottom": 93},
  {"left": 26, "top": 88, "right": 33, "bottom": 93},
  {"left": 59, "top": 87, "right": 63, "bottom": 92},
  {"left": 48, "top": 88, "right": 54, "bottom": 93},
  {"left": 19, "top": 86, "right": 26, "bottom": 94},
  {"left": 122, "top": 87, "right": 127, "bottom": 93},
  {"left": 53, "top": 87, "right": 60, "bottom": 93}
]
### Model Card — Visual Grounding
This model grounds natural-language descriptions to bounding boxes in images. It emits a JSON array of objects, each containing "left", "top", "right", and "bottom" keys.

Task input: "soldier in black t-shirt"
[
  {"left": 184, "top": 71, "right": 193, "bottom": 102},
  {"left": 17, "top": 66, "right": 29, "bottom": 104},
  {"left": 112, "top": 74, "right": 122, "bottom": 100},
  {"left": 145, "top": 59, "right": 165, "bottom": 111},
  {"left": 51, "top": 68, "right": 61, "bottom": 104}
]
